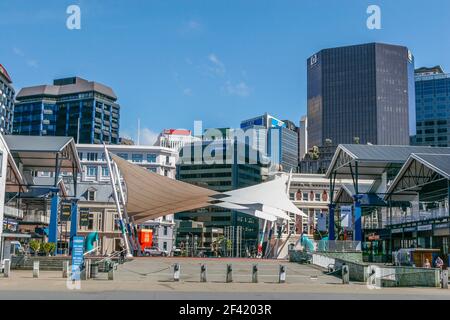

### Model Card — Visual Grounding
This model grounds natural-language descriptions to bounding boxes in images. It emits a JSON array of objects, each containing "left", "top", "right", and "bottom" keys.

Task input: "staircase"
[{"left": 11, "top": 256, "right": 70, "bottom": 271}]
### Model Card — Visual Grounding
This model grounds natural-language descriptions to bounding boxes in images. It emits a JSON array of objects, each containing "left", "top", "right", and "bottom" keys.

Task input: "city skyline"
[{"left": 2, "top": 0, "right": 450, "bottom": 144}]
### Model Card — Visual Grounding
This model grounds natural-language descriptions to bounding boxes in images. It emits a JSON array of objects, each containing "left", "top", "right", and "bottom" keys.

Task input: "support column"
[
  {"left": 328, "top": 172, "right": 337, "bottom": 241},
  {"left": 354, "top": 196, "right": 362, "bottom": 242},
  {"left": 70, "top": 199, "right": 79, "bottom": 251},
  {"left": 329, "top": 203, "right": 336, "bottom": 241},
  {"left": 48, "top": 190, "right": 59, "bottom": 252}
]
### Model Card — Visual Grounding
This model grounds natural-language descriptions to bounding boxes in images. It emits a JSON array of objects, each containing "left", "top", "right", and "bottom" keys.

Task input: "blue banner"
[{"left": 71, "top": 236, "right": 84, "bottom": 281}]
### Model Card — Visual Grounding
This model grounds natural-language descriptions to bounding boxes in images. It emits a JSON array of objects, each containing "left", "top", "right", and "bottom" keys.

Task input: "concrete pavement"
[{"left": 0, "top": 257, "right": 450, "bottom": 299}]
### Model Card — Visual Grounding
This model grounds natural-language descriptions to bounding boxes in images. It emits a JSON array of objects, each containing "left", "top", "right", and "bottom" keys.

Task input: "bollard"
[
  {"left": 252, "top": 264, "right": 258, "bottom": 283},
  {"left": 33, "top": 260, "right": 40, "bottom": 278},
  {"left": 173, "top": 263, "right": 180, "bottom": 282},
  {"left": 226, "top": 264, "right": 233, "bottom": 283},
  {"left": 3, "top": 259, "right": 11, "bottom": 278},
  {"left": 279, "top": 265, "right": 286, "bottom": 283},
  {"left": 441, "top": 269, "right": 448, "bottom": 289},
  {"left": 108, "top": 264, "right": 116, "bottom": 280},
  {"left": 62, "top": 261, "right": 69, "bottom": 279},
  {"left": 81, "top": 260, "right": 90, "bottom": 280},
  {"left": 90, "top": 262, "right": 99, "bottom": 279},
  {"left": 200, "top": 264, "right": 207, "bottom": 282},
  {"left": 342, "top": 264, "right": 350, "bottom": 284}
]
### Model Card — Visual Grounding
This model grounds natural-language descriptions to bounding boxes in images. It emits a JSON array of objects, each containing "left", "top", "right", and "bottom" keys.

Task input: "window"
[
  {"left": 87, "top": 190, "right": 96, "bottom": 201},
  {"left": 78, "top": 152, "right": 83, "bottom": 160},
  {"left": 302, "top": 192, "right": 309, "bottom": 201},
  {"left": 101, "top": 167, "right": 109, "bottom": 177},
  {"left": 163, "top": 242, "right": 167, "bottom": 251},
  {"left": 88, "top": 213, "right": 95, "bottom": 230},
  {"left": 87, "top": 166, "right": 97, "bottom": 177},
  {"left": 87, "top": 152, "right": 98, "bottom": 161},
  {"left": 132, "top": 154, "right": 143, "bottom": 163},
  {"left": 289, "top": 193, "right": 295, "bottom": 201},
  {"left": 315, "top": 193, "right": 321, "bottom": 202},
  {"left": 163, "top": 226, "right": 168, "bottom": 236},
  {"left": 164, "top": 170, "right": 169, "bottom": 177},
  {"left": 117, "top": 153, "right": 128, "bottom": 160},
  {"left": 147, "top": 154, "right": 157, "bottom": 163}
]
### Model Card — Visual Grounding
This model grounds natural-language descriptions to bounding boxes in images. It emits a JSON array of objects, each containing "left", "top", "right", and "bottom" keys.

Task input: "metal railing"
[
  {"left": 386, "top": 208, "right": 449, "bottom": 226},
  {"left": 295, "top": 240, "right": 361, "bottom": 253}
]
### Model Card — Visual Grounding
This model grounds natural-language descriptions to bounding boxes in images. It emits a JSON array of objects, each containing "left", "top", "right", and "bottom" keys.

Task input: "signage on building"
[
  {"left": 435, "top": 223, "right": 450, "bottom": 230},
  {"left": 79, "top": 208, "right": 90, "bottom": 227},
  {"left": 404, "top": 226, "right": 417, "bottom": 233},
  {"left": 391, "top": 228, "right": 403, "bottom": 234},
  {"left": 368, "top": 233, "right": 380, "bottom": 241},
  {"left": 60, "top": 204, "right": 71, "bottom": 221},
  {"left": 310, "top": 54, "right": 318, "bottom": 66},
  {"left": 417, "top": 224, "right": 432, "bottom": 232},
  {"left": 317, "top": 212, "right": 327, "bottom": 232},
  {"left": 71, "top": 236, "right": 84, "bottom": 281},
  {"left": 340, "top": 206, "right": 352, "bottom": 229}
]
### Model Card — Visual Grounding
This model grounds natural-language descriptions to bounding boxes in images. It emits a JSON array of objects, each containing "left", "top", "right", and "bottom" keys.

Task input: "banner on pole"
[{"left": 340, "top": 206, "right": 352, "bottom": 229}]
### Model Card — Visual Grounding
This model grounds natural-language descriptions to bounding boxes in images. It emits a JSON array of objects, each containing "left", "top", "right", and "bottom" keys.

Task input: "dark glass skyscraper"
[
  {"left": 307, "top": 43, "right": 415, "bottom": 148},
  {"left": 14, "top": 77, "right": 120, "bottom": 144},
  {"left": 414, "top": 66, "right": 450, "bottom": 147}
]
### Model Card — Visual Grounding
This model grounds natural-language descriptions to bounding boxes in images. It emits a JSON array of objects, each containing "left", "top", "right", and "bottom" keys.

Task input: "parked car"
[{"left": 144, "top": 247, "right": 169, "bottom": 257}]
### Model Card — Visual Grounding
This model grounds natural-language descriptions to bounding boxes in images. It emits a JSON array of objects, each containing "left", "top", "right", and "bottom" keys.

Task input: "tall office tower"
[
  {"left": 240, "top": 113, "right": 299, "bottom": 172},
  {"left": 414, "top": 66, "right": 450, "bottom": 147},
  {"left": 14, "top": 77, "right": 120, "bottom": 144},
  {"left": 0, "top": 64, "right": 15, "bottom": 134},
  {"left": 307, "top": 43, "right": 415, "bottom": 148}
]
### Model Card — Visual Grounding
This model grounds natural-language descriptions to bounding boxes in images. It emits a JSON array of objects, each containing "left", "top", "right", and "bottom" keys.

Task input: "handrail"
[
  {"left": 96, "top": 249, "right": 128, "bottom": 264},
  {"left": 83, "top": 246, "right": 100, "bottom": 256}
]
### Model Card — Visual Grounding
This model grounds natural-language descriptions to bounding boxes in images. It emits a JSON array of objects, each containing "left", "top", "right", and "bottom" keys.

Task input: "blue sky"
[{"left": 1, "top": 0, "right": 450, "bottom": 143}]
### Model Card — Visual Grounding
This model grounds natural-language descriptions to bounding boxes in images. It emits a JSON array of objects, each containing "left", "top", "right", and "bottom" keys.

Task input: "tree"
[{"left": 29, "top": 240, "right": 41, "bottom": 256}]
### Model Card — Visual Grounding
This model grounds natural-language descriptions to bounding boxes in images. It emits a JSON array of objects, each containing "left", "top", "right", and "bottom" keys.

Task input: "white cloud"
[
  {"left": 138, "top": 128, "right": 159, "bottom": 146},
  {"left": 13, "top": 47, "right": 38, "bottom": 68},
  {"left": 27, "top": 59, "right": 38, "bottom": 68},
  {"left": 183, "top": 88, "right": 193, "bottom": 96},
  {"left": 207, "top": 53, "right": 226, "bottom": 77},
  {"left": 222, "top": 81, "right": 251, "bottom": 97},
  {"left": 13, "top": 47, "right": 25, "bottom": 57}
]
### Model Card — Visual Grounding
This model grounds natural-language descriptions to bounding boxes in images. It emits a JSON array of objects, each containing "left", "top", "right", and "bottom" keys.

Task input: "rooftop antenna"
[{"left": 137, "top": 118, "right": 141, "bottom": 146}]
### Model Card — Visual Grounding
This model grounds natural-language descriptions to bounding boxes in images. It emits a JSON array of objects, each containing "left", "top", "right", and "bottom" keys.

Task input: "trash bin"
[{"left": 90, "top": 262, "right": 99, "bottom": 279}]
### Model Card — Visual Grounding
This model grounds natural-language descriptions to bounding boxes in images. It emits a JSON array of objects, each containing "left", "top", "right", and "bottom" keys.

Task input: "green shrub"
[{"left": 29, "top": 240, "right": 41, "bottom": 255}]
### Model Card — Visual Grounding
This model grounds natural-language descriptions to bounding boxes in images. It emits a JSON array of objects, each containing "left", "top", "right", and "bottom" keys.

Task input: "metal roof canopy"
[
  {"left": 326, "top": 144, "right": 450, "bottom": 180},
  {"left": 386, "top": 153, "right": 450, "bottom": 202},
  {"left": 4, "top": 135, "right": 81, "bottom": 173},
  {"left": 0, "top": 134, "right": 27, "bottom": 193},
  {"left": 334, "top": 182, "right": 374, "bottom": 205}
]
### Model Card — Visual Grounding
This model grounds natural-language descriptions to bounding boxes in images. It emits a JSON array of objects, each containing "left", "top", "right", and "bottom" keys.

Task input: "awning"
[
  {"left": 216, "top": 176, "right": 307, "bottom": 217},
  {"left": 111, "top": 154, "right": 218, "bottom": 222},
  {"left": 110, "top": 153, "right": 304, "bottom": 223}
]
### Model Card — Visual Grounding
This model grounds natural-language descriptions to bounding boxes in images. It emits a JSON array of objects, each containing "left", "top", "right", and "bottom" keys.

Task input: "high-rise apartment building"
[
  {"left": 414, "top": 66, "right": 450, "bottom": 147},
  {"left": 0, "top": 64, "right": 15, "bottom": 134},
  {"left": 240, "top": 113, "right": 299, "bottom": 172},
  {"left": 14, "top": 77, "right": 120, "bottom": 144}
]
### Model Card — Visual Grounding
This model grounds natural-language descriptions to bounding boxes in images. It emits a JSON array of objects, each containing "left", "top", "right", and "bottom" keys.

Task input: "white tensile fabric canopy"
[{"left": 110, "top": 153, "right": 305, "bottom": 224}]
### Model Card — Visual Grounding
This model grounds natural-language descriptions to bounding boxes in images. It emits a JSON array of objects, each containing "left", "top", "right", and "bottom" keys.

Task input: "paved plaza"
[{"left": 1, "top": 257, "right": 450, "bottom": 299}]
